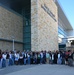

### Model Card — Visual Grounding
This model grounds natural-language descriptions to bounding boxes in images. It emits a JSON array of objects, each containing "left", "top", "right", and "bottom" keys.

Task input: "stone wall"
[
  {"left": 0, "top": 41, "right": 23, "bottom": 51},
  {"left": 31, "top": 0, "right": 58, "bottom": 51},
  {"left": 31, "top": 0, "right": 39, "bottom": 51},
  {"left": 0, "top": 6, "right": 23, "bottom": 51}
]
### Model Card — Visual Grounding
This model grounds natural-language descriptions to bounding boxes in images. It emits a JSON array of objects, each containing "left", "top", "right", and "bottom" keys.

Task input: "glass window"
[
  {"left": 24, "top": 38, "right": 31, "bottom": 43},
  {"left": 26, "top": 20, "right": 28, "bottom": 26}
]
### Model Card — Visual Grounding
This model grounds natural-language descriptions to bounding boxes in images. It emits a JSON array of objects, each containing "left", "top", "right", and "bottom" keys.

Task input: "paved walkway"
[{"left": 0, "top": 64, "right": 74, "bottom": 75}]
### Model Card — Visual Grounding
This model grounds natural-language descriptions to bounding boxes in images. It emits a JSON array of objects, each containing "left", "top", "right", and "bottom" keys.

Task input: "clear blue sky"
[{"left": 58, "top": 0, "right": 74, "bottom": 29}]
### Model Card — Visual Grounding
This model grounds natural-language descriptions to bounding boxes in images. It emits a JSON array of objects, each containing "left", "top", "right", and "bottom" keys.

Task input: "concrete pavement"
[{"left": 0, "top": 64, "right": 74, "bottom": 75}]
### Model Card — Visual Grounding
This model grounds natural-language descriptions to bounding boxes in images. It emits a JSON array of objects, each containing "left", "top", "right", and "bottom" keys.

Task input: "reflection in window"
[
  {"left": 26, "top": 20, "right": 28, "bottom": 26},
  {"left": 58, "top": 37, "right": 62, "bottom": 43}
]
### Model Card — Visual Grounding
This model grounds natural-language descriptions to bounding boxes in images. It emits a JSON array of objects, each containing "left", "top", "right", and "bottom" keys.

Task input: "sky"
[{"left": 58, "top": 0, "right": 74, "bottom": 29}]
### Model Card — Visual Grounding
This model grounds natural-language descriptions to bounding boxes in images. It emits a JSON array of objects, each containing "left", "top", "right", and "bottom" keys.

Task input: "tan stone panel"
[
  {"left": 0, "top": 6, "right": 23, "bottom": 42},
  {"left": 31, "top": 0, "right": 58, "bottom": 51},
  {"left": 0, "top": 41, "right": 23, "bottom": 51}
]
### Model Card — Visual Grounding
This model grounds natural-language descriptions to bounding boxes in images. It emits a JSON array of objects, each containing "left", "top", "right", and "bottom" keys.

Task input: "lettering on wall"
[{"left": 41, "top": 4, "right": 57, "bottom": 22}]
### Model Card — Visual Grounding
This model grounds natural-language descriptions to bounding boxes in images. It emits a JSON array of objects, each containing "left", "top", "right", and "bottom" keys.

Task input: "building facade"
[
  {"left": 0, "top": 4, "right": 23, "bottom": 51},
  {"left": 55, "top": 0, "right": 73, "bottom": 50},
  {"left": 0, "top": 0, "right": 73, "bottom": 51},
  {"left": 31, "top": 0, "right": 58, "bottom": 51}
]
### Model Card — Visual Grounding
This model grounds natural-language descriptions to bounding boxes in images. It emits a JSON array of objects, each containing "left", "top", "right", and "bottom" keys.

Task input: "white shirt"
[
  {"left": 15, "top": 53, "right": 19, "bottom": 59},
  {"left": 52, "top": 54, "right": 54, "bottom": 60},
  {"left": 58, "top": 54, "right": 60, "bottom": 59},
  {"left": 2, "top": 54, "right": 7, "bottom": 60},
  {"left": 9, "top": 53, "right": 12, "bottom": 59},
  {"left": 40, "top": 53, "right": 43, "bottom": 58}
]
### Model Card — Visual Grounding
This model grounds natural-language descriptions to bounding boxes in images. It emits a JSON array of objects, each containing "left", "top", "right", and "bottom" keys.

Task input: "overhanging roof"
[
  {"left": 0, "top": 0, "right": 30, "bottom": 14},
  {"left": 55, "top": 0, "right": 73, "bottom": 30},
  {"left": 0, "top": 0, "right": 30, "bottom": 6}
]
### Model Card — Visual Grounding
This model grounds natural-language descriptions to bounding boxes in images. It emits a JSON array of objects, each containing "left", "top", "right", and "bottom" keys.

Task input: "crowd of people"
[{"left": 0, "top": 49, "right": 74, "bottom": 69}]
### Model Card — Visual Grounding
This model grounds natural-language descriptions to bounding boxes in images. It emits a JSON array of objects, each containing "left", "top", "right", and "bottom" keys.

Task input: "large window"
[
  {"left": 58, "top": 26, "right": 67, "bottom": 38},
  {"left": 22, "top": 0, "right": 31, "bottom": 51}
]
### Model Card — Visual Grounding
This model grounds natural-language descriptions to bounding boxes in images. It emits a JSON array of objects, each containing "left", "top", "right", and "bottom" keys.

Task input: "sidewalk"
[
  {"left": 0, "top": 64, "right": 74, "bottom": 75},
  {"left": 6, "top": 64, "right": 74, "bottom": 75}
]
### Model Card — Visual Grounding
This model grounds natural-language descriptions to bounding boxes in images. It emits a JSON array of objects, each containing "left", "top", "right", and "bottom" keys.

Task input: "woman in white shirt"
[
  {"left": 2, "top": 52, "right": 7, "bottom": 67},
  {"left": 15, "top": 52, "right": 19, "bottom": 65}
]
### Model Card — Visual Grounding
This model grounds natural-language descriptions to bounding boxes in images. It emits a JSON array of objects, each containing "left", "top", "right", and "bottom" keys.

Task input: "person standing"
[
  {"left": 2, "top": 52, "right": 7, "bottom": 68},
  {"left": 40, "top": 51, "right": 43, "bottom": 64},
  {"left": 46, "top": 52, "right": 50, "bottom": 64},
  {"left": 51, "top": 52, "right": 54, "bottom": 64},
  {"left": 0, "top": 50, "right": 2, "bottom": 68},
  {"left": 14, "top": 52, "right": 19, "bottom": 65},
  {"left": 54, "top": 51, "right": 58, "bottom": 64},
  {"left": 57, "top": 52, "right": 62, "bottom": 64}
]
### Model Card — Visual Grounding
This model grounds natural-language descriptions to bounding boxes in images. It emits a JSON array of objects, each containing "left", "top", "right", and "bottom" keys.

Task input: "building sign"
[{"left": 41, "top": 4, "right": 57, "bottom": 22}]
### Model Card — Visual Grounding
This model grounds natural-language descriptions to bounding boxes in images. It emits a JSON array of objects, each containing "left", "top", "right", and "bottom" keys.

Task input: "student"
[
  {"left": 2, "top": 52, "right": 7, "bottom": 68},
  {"left": 19, "top": 52, "right": 23, "bottom": 65},
  {"left": 27, "top": 52, "right": 31, "bottom": 64},
  {"left": 57, "top": 52, "right": 62, "bottom": 64},
  {"left": 46, "top": 52, "right": 50, "bottom": 64},
  {"left": 9, "top": 51, "right": 14, "bottom": 66},
  {"left": 14, "top": 52, "right": 19, "bottom": 65},
  {"left": 0, "top": 50, "right": 2, "bottom": 68},
  {"left": 23, "top": 52, "right": 27, "bottom": 65}
]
